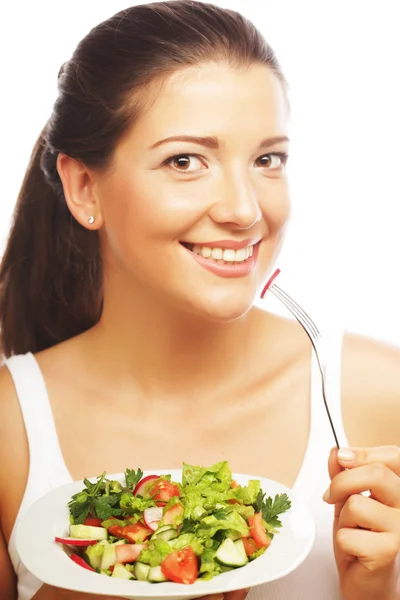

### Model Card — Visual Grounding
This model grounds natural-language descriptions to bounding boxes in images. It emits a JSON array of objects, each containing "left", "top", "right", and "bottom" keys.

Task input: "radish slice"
[
  {"left": 55, "top": 536, "right": 98, "bottom": 547},
  {"left": 133, "top": 474, "right": 159, "bottom": 496},
  {"left": 143, "top": 506, "right": 163, "bottom": 531},
  {"left": 260, "top": 268, "right": 281, "bottom": 299},
  {"left": 70, "top": 553, "right": 95, "bottom": 571},
  {"left": 115, "top": 543, "right": 146, "bottom": 564}
]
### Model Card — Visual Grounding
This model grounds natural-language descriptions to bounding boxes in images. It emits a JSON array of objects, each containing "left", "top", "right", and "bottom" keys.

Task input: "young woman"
[{"left": 0, "top": 2, "right": 399, "bottom": 599}]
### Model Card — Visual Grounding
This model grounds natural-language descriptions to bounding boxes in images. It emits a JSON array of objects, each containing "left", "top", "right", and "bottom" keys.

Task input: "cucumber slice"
[
  {"left": 155, "top": 525, "right": 175, "bottom": 534},
  {"left": 85, "top": 540, "right": 108, "bottom": 570},
  {"left": 154, "top": 526, "right": 178, "bottom": 542},
  {"left": 100, "top": 540, "right": 125, "bottom": 571},
  {"left": 135, "top": 562, "right": 151, "bottom": 581},
  {"left": 227, "top": 530, "right": 242, "bottom": 541},
  {"left": 100, "top": 544, "right": 117, "bottom": 570},
  {"left": 70, "top": 524, "right": 107, "bottom": 541},
  {"left": 112, "top": 563, "right": 135, "bottom": 580},
  {"left": 148, "top": 565, "right": 168, "bottom": 582},
  {"left": 215, "top": 538, "right": 248, "bottom": 567}
]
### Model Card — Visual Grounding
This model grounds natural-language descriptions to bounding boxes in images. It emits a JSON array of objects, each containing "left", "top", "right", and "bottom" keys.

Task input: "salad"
[{"left": 55, "top": 461, "right": 291, "bottom": 584}]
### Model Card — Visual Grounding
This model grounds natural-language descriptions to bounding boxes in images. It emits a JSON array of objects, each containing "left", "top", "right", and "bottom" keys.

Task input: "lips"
[
  {"left": 181, "top": 238, "right": 259, "bottom": 251},
  {"left": 181, "top": 239, "right": 260, "bottom": 278},
  {"left": 181, "top": 241, "right": 257, "bottom": 264}
]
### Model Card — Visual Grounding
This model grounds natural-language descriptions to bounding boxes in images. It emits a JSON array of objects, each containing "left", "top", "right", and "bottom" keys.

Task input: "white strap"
[
  {"left": 5, "top": 353, "right": 71, "bottom": 488},
  {"left": 292, "top": 328, "right": 348, "bottom": 500},
  {"left": 323, "top": 329, "right": 349, "bottom": 450}
]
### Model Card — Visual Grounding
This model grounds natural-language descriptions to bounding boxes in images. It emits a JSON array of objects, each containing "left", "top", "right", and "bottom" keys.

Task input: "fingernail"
[
  {"left": 322, "top": 487, "right": 330, "bottom": 502},
  {"left": 337, "top": 448, "right": 355, "bottom": 462},
  {"left": 208, "top": 594, "right": 224, "bottom": 600}
]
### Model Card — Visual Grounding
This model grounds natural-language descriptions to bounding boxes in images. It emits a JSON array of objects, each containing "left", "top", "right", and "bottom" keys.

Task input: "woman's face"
[{"left": 95, "top": 61, "right": 290, "bottom": 321}]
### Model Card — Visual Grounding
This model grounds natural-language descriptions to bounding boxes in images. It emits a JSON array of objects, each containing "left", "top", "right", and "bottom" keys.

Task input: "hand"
[
  {"left": 324, "top": 446, "right": 400, "bottom": 600},
  {"left": 33, "top": 584, "right": 250, "bottom": 600},
  {"left": 32, "top": 584, "right": 122, "bottom": 599},
  {"left": 208, "top": 591, "right": 250, "bottom": 600},
  {"left": 32, "top": 584, "right": 121, "bottom": 600}
]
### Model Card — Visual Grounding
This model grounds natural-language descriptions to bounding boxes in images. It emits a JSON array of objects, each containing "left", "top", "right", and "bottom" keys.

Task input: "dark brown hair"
[{"left": 0, "top": 0, "right": 285, "bottom": 357}]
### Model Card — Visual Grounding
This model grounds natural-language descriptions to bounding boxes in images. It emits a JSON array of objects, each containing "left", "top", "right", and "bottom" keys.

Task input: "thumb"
[
  {"left": 328, "top": 447, "right": 343, "bottom": 482},
  {"left": 326, "top": 447, "right": 347, "bottom": 520},
  {"left": 224, "top": 589, "right": 250, "bottom": 600}
]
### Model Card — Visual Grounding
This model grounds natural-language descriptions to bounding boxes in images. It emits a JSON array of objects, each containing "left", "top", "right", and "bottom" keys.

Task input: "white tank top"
[{"left": 6, "top": 334, "right": 347, "bottom": 600}]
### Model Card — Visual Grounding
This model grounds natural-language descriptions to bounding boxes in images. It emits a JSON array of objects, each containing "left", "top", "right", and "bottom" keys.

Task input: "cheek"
[
  {"left": 99, "top": 176, "right": 207, "bottom": 256},
  {"left": 260, "top": 182, "right": 291, "bottom": 235}
]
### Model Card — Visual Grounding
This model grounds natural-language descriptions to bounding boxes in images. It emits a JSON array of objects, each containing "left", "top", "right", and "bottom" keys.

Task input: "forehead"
[{"left": 133, "top": 62, "right": 288, "bottom": 143}]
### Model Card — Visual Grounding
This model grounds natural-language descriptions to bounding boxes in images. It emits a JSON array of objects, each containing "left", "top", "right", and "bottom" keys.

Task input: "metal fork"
[{"left": 261, "top": 269, "right": 341, "bottom": 448}]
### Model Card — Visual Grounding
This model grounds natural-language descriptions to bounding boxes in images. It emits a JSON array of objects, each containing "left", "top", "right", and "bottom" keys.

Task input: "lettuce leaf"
[
  {"left": 119, "top": 493, "right": 156, "bottom": 514},
  {"left": 197, "top": 510, "right": 249, "bottom": 539},
  {"left": 182, "top": 461, "right": 232, "bottom": 489},
  {"left": 250, "top": 546, "right": 267, "bottom": 560},
  {"left": 138, "top": 539, "right": 173, "bottom": 567},
  {"left": 229, "top": 480, "right": 261, "bottom": 505},
  {"left": 199, "top": 548, "right": 222, "bottom": 579},
  {"left": 101, "top": 515, "right": 140, "bottom": 529},
  {"left": 170, "top": 533, "right": 204, "bottom": 555},
  {"left": 180, "top": 489, "right": 208, "bottom": 521},
  {"left": 228, "top": 503, "right": 255, "bottom": 520}
]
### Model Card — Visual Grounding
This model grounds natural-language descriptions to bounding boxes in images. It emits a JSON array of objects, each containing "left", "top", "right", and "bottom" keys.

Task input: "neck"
[{"left": 87, "top": 280, "right": 262, "bottom": 399}]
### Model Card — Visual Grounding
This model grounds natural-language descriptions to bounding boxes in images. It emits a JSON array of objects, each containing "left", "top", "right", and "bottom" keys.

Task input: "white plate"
[{"left": 16, "top": 470, "right": 315, "bottom": 600}]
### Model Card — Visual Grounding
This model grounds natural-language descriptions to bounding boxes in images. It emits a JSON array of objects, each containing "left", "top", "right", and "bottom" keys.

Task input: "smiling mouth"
[{"left": 181, "top": 242, "right": 255, "bottom": 264}]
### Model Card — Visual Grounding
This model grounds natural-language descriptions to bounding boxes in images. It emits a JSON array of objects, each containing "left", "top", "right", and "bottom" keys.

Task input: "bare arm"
[
  {"left": 0, "top": 365, "right": 28, "bottom": 600},
  {"left": 326, "top": 333, "right": 400, "bottom": 600},
  {"left": 341, "top": 333, "right": 400, "bottom": 447},
  {"left": 0, "top": 526, "right": 17, "bottom": 600}
]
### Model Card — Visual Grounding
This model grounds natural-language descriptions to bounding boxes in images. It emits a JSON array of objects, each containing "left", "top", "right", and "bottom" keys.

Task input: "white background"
[{"left": 1, "top": 1, "right": 399, "bottom": 345}]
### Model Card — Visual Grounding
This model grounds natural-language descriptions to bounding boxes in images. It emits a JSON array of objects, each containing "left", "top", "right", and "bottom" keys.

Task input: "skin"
[{"left": 0, "top": 62, "right": 399, "bottom": 600}]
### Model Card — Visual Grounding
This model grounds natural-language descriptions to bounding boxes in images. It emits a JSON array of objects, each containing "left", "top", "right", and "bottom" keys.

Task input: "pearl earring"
[{"left": 88, "top": 216, "right": 95, "bottom": 224}]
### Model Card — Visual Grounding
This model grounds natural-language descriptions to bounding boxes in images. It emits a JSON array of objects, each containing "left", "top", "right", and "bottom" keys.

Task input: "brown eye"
[
  {"left": 165, "top": 154, "right": 206, "bottom": 173},
  {"left": 257, "top": 155, "right": 273, "bottom": 167},
  {"left": 173, "top": 155, "right": 191, "bottom": 170},
  {"left": 255, "top": 153, "right": 287, "bottom": 169}
]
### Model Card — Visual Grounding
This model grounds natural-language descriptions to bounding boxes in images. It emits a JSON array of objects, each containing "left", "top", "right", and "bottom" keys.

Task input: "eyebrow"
[{"left": 148, "top": 134, "right": 289, "bottom": 150}]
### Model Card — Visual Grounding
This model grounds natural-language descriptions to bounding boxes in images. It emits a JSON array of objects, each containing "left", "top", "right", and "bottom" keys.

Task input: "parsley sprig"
[
  {"left": 125, "top": 468, "right": 143, "bottom": 490},
  {"left": 253, "top": 490, "right": 292, "bottom": 528},
  {"left": 68, "top": 468, "right": 144, "bottom": 524}
]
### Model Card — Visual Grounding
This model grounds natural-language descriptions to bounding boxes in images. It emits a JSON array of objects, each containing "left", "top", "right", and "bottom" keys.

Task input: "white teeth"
[
  {"left": 186, "top": 243, "right": 256, "bottom": 263},
  {"left": 211, "top": 248, "right": 223, "bottom": 259},
  {"left": 235, "top": 248, "right": 246, "bottom": 262},
  {"left": 223, "top": 249, "right": 236, "bottom": 262},
  {"left": 200, "top": 246, "right": 212, "bottom": 258}
]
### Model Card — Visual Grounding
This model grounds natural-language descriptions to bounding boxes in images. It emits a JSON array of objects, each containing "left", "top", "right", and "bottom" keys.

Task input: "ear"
[{"left": 56, "top": 153, "right": 104, "bottom": 230}]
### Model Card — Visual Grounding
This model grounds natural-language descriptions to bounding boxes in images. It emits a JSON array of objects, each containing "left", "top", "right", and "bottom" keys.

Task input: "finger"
[
  {"left": 328, "top": 447, "right": 345, "bottom": 482},
  {"left": 335, "top": 528, "right": 400, "bottom": 570},
  {"left": 198, "top": 592, "right": 249, "bottom": 600},
  {"left": 338, "top": 493, "right": 400, "bottom": 533},
  {"left": 323, "top": 463, "right": 400, "bottom": 508},
  {"left": 327, "top": 448, "right": 349, "bottom": 518},
  {"left": 224, "top": 589, "right": 250, "bottom": 600},
  {"left": 335, "top": 446, "right": 400, "bottom": 476}
]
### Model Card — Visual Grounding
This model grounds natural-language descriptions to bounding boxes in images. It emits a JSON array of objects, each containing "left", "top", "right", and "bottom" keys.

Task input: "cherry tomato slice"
[
  {"left": 161, "top": 546, "right": 197, "bottom": 584},
  {"left": 248, "top": 512, "right": 271, "bottom": 549}
]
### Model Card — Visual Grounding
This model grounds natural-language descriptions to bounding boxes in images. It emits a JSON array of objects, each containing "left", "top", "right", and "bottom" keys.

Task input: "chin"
[{"left": 187, "top": 290, "right": 256, "bottom": 324}]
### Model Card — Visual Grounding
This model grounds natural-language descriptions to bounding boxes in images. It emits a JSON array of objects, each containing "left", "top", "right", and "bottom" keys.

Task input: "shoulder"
[
  {"left": 0, "top": 363, "right": 22, "bottom": 439},
  {"left": 341, "top": 333, "right": 400, "bottom": 447},
  {"left": 0, "top": 363, "right": 29, "bottom": 540}
]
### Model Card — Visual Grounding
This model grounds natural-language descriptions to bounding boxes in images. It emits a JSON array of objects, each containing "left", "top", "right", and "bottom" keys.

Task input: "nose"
[{"left": 209, "top": 169, "right": 262, "bottom": 230}]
